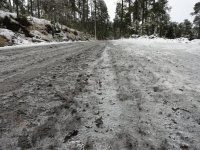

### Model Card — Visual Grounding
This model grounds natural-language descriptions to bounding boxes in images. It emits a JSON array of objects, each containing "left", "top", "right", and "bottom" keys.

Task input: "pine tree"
[
  {"left": 166, "top": 23, "right": 175, "bottom": 39},
  {"left": 92, "top": 0, "right": 109, "bottom": 39},
  {"left": 113, "top": 2, "right": 126, "bottom": 38},
  {"left": 113, "top": 0, "right": 171, "bottom": 38},
  {"left": 192, "top": 2, "right": 200, "bottom": 38},
  {"left": 183, "top": 19, "right": 192, "bottom": 38},
  {"left": 0, "top": 0, "right": 11, "bottom": 11}
]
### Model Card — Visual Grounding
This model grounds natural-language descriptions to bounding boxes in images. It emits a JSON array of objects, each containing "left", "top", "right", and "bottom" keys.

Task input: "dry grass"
[{"left": 0, "top": 35, "right": 9, "bottom": 47}]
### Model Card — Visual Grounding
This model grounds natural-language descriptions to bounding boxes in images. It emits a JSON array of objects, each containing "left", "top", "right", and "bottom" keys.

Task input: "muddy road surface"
[{"left": 0, "top": 40, "right": 200, "bottom": 150}]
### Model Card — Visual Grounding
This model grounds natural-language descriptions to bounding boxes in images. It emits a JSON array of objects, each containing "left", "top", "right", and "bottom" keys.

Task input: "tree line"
[
  {"left": 113, "top": 0, "right": 200, "bottom": 39},
  {"left": 0, "top": 0, "right": 200, "bottom": 39}
]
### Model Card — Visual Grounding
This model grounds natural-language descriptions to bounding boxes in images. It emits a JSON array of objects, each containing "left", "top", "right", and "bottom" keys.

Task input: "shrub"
[
  {"left": 45, "top": 24, "right": 53, "bottom": 33},
  {"left": 16, "top": 16, "right": 32, "bottom": 27},
  {"left": 0, "top": 35, "right": 9, "bottom": 47},
  {"left": 3, "top": 16, "right": 21, "bottom": 31},
  {"left": 73, "top": 30, "right": 78, "bottom": 36}
]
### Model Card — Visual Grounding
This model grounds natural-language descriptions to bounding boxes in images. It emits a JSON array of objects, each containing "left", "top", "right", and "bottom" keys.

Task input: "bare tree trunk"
[
  {"left": 94, "top": 0, "right": 97, "bottom": 40},
  {"left": 120, "top": 0, "right": 123, "bottom": 37},
  {"left": 86, "top": 0, "right": 89, "bottom": 21},
  {"left": 152, "top": 0, "right": 156, "bottom": 34},
  {"left": 8, "top": 0, "right": 12, "bottom": 12},
  {"left": 82, "top": 0, "right": 85, "bottom": 22},
  {"left": 12, "top": 0, "right": 15, "bottom": 11},
  {"left": 9, "top": 0, "right": 12, "bottom": 6},
  {"left": 142, "top": 0, "right": 145, "bottom": 35},
  {"left": 16, "top": 0, "right": 19, "bottom": 18},
  {"left": 78, "top": 0, "right": 82, "bottom": 19},
  {"left": 128, "top": 0, "right": 131, "bottom": 26},
  {"left": 27, "top": 0, "right": 30, "bottom": 14},
  {"left": 37, "top": 0, "right": 40, "bottom": 18},
  {"left": 145, "top": 0, "right": 148, "bottom": 34},
  {"left": 198, "top": 24, "right": 200, "bottom": 39},
  {"left": 30, "top": 0, "right": 33, "bottom": 16}
]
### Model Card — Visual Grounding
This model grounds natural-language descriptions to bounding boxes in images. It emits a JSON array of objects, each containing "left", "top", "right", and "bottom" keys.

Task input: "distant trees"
[
  {"left": 1, "top": 0, "right": 200, "bottom": 40},
  {"left": 182, "top": 19, "right": 193, "bottom": 37},
  {"left": 0, "top": 0, "right": 7, "bottom": 9},
  {"left": 113, "top": 0, "right": 171, "bottom": 38},
  {"left": 96, "top": 0, "right": 109, "bottom": 39},
  {"left": 113, "top": 3, "right": 127, "bottom": 38},
  {"left": 112, "top": 0, "right": 200, "bottom": 39},
  {"left": 165, "top": 23, "right": 175, "bottom": 39},
  {"left": 192, "top": 2, "right": 200, "bottom": 38},
  {"left": 90, "top": 0, "right": 109, "bottom": 39},
  {"left": 0, "top": 0, "right": 12, "bottom": 12}
]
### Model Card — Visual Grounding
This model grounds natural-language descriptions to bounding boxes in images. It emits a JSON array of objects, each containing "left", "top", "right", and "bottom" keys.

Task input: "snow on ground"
[
  {"left": 121, "top": 36, "right": 190, "bottom": 44},
  {"left": 0, "top": 39, "right": 200, "bottom": 149},
  {"left": 0, "top": 28, "right": 32, "bottom": 45},
  {"left": 114, "top": 38, "right": 200, "bottom": 90},
  {"left": 27, "top": 16, "right": 51, "bottom": 25},
  {"left": 112, "top": 38, "right": 200, "bottom": 100},
  {"left": 0, "top": 10, "right": 91, "bottom": 47},
  {"left": 0, "top": 40, "right": 88, "bottom": 51},
  {"left": 0, "top": 28, "right": 15, "bottom": 40},
  {"left": 113, "top": 38, "right": 200, "bottom": 106},
  {"left": 109, "top": 39, "right": 200, "bottom": 149},
  {"left": 0, "top": 10, "right": 16, "bottom": 18},
  {"left": 118, "top": 37, "right": 200, "bottom": 53}
]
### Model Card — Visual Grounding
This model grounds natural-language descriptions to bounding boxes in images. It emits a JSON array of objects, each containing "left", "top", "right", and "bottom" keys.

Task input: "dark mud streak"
[
  {"left": 0, "top": 42, "right": 106, "bottom": 149},
  {"left": 0, "top": 44, "right": 99, "bottom": 94},
  {"left": 0, "top": 44, "right": 82, "bottom": 76}
]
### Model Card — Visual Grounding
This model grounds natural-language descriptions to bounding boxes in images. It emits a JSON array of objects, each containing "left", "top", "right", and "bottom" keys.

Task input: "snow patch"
[
  {"left": 0, "top": 10, "right": 91, "bottom": 47},
  {"left": 0, "top": 41, "right": 88, "bottom": 50},
  {"left": 0, "top": 28, "right": 15, "bottom": 41},
  {"left": 121, "top": 37, "right": 191, "bottom": 45},
  {"left": 0, "top": 10, "right": 17, "bottom": 19},
  {"left": 0, "top": 28, "right": 33, "bottom": 45},
  {"left": 27, "top": 16, "right": 51, "bottom": 25}
]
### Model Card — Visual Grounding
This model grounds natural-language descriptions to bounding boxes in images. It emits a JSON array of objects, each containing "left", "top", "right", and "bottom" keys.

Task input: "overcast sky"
[{"left": 104, "top": 0, "right": 199, "bottom": 23}]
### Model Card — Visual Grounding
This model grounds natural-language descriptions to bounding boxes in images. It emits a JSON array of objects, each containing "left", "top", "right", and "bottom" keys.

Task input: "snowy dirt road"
[{"left": 0, "top": 39, "right": 200, "bottom": 150}]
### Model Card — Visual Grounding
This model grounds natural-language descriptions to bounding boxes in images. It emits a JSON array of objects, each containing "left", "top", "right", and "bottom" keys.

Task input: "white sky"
[{"left": 104, "top": 0, "right": 199, "bottom": 23}]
